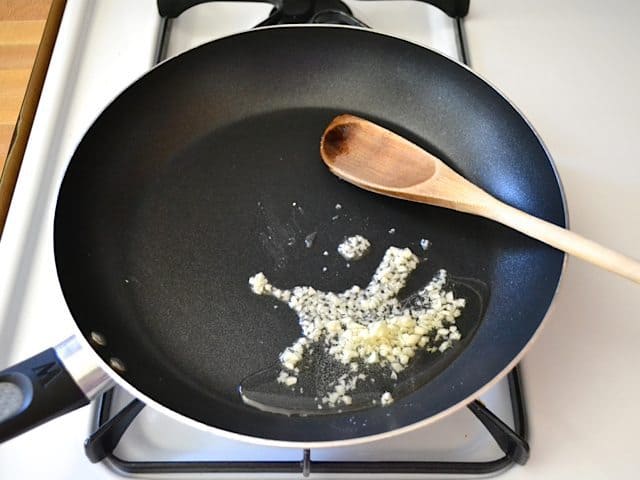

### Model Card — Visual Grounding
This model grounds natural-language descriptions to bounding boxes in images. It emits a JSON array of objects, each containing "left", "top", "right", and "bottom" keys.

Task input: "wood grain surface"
[
  {"left": 0, "top": 0, "right": 64, "bottom": 235},
  {"left": 0, "top": 0, "right": 52, "bottom": 165}
]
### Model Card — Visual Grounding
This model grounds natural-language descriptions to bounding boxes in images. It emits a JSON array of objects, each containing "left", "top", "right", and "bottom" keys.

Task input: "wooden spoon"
[{"left": 320, "top": 114, "right": 640, "bottom": 283}]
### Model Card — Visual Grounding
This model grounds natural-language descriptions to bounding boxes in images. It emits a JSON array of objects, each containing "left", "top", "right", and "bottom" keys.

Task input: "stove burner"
[
  {"left": 281, "top": 0, "right": 315, "bottom": 22},
  {"left": 310, "top": 8, "right": 368, "bottom": 27},
  {"left": 155, "top": 1, "right": 470, "bottom": 62},
  {"left": 260, "top": 0, "right": 368, "bottom": 27},
  {"left": 157, "top": 0, "right": 470, "bottom": 20}
]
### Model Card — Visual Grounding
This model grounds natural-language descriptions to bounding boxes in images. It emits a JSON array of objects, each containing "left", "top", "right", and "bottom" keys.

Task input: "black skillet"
[{"left": 0, "top": 26, "right": 565, "bottom": 445}]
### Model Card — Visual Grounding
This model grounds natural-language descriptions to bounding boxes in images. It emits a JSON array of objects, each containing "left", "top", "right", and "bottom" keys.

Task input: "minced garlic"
[
  {"left": 381, "top": 391, "right": 394, "bottom": 406},
  {"left": 249, "top": 245, "right": 465, "bottom": 409},
  {"left": 337, "top": 235, "right": 371, "bottom": 261}
]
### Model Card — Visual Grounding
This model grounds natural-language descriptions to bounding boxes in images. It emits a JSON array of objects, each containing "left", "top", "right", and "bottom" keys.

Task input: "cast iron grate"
[
  {"left": 154, "top": 0, "right": 470, "bottom": 63},
  {"left": 86, "top": 367, "right": 528, "bottom": 475}
]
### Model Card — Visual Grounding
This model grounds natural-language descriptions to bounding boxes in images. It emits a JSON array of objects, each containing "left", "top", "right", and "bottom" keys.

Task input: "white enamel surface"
[
  {"left": 3, "top": 0, "right": 637, "bottom": 478},
  {"left": 465, "top": 1, "right": 640, "bottom": 479}
]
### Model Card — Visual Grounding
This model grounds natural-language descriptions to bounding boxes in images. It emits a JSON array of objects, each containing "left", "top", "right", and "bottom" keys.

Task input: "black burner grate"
[
  {"left": 86, "top": 367, "right": 528, "bottom": 476},
  {"left": 154, "top": 0, "right": 470, "bottom": 63}
]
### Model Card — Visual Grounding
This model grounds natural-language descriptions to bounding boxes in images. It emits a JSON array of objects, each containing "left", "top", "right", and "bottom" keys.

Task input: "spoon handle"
[{"left": 486, "top": 199, "right": 640, "bottom": 283}]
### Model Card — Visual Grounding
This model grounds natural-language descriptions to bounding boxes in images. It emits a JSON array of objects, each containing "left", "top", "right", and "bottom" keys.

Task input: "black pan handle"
[{"left": 0, "top": 337, "right": 111, "bottom": 443}]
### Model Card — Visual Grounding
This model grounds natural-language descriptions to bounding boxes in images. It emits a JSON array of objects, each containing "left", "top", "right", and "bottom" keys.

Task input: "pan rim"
[{"left": 59, "top": 23, "right": 568, "bottom": 448}]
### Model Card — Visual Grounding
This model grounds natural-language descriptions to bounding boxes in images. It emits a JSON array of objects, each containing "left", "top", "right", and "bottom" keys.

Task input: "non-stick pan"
[{"left": 0, "top": 26, "right": 565, "bottom": 446}]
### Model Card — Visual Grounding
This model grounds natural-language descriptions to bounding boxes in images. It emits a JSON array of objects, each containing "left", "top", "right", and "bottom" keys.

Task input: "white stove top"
[{"left": 1, "top": 0, "right": 639, "bottom": 478}]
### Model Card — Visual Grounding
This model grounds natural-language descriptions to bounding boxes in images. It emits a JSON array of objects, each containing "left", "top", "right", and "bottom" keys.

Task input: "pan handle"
[{"left": 0, "top": 336, "right": 112, "bottom": 443}]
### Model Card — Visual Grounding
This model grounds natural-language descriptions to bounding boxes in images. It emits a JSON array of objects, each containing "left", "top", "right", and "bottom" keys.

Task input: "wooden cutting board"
[
  {"left": 0, "top": 0, "right": 64, "bottom": 234},
  {"left": 0, "top": 1, "right": 52, "bottom": 163}
]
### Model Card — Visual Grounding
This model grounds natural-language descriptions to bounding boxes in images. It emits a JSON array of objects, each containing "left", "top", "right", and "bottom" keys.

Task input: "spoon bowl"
[{"left": 320, "top": 114, "right": 640, "bottom": 284}]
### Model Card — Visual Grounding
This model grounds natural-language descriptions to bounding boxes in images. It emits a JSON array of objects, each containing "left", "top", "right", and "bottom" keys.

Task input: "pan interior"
[
  {"left": 129, "top": 108, "right": 490, "bottom": 413},
  {"left": 54, "top": 27, "right": 565, "bottom": 443}
]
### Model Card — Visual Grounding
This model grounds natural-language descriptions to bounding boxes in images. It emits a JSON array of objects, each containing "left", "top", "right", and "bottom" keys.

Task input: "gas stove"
[{"left": 1, "top": 0, "right": 639, "bottom": 479}]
